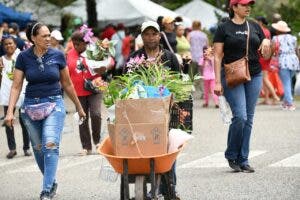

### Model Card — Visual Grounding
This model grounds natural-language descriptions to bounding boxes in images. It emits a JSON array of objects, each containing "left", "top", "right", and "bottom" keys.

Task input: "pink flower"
[
  {"left": 158, "top": 85, "right": 165, "bottom": 96},
  {"left": 80, "top": 24, "right": 94, "bottom": 43}
]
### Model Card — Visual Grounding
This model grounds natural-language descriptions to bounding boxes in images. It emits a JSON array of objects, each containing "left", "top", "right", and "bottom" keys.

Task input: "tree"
[
  {"left": 278, "top": 0, "right": 300, "bottom": 35},
  {"left": 46, "top": 0, "right": 76, "bottom": 8},
  {"left": 85, "top": 0, "right": 97, "bottom": 28},
  {"left": 151, "top": 0, "right": 191, "bottom": 10}
]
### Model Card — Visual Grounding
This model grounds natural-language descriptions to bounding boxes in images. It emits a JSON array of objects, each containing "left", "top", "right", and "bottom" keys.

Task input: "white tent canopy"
[
  {"left": 175, "top": 0, "right": 227, "bottom": 29},
  {"left": 64, "top": 0, "right": 191, "bottom": 28}
]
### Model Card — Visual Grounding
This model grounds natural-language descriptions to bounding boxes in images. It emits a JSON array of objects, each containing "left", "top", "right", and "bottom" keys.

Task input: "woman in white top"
[
  {"left": 0, "top": 35, "right": 31, "bottom": 159},
  {"left": 271, "top": 21, "right": 300, "bottom": 110}
]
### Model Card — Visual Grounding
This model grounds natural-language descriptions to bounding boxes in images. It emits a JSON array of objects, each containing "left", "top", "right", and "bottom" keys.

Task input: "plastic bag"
[
  {"left": 168, "top": 129, "right": 193, "bottom": 153},
  {"left": 218, "top": 96, "right": 232, "bottom": 125}
]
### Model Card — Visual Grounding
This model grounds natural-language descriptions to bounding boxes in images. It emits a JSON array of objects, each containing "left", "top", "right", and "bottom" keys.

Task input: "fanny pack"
[{"left": 25, "top": 102, "right": 56, "bottom": 121}]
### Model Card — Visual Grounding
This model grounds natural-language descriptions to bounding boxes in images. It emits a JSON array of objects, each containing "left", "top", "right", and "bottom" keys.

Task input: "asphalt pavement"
[{"left": 0, "top": 93, "right": 299, "bottom": 200}]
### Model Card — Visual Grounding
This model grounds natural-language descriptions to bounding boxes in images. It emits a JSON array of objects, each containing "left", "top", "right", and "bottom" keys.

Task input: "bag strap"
[
  {"left": 245, "top": 21, "right": 250, "bottom": 58},
  {"left": 275, "top": 37, "right": 280, "bottom": 55},
  {"left": 161, "top": 31, "right": 174, "bottom": 53}
]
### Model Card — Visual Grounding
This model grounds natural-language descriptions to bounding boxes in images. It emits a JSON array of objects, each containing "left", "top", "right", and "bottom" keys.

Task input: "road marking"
[
  {"left": 178, "top": 150, "right": 266, "bottom": 169},
  {"left": 270, "top": 153, "right": 300, "bottom": 167},
  {"left": 7, "top": 155, "right": 102, "bottom": 173}
]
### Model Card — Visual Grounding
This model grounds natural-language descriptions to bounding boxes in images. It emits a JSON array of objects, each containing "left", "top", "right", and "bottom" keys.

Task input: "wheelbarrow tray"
[{"left": 98, "top": 136, "right": 183, "bottom": 174}]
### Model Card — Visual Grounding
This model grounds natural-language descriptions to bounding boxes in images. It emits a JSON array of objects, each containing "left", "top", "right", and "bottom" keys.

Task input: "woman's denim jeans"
[
  {"left": 20, "top": 95, "right": 66, "bottom": 192},
  {"left": 222, "top": 71, "right": 262, "bottom": 166},
  {"left": 279, "top": 68, "right": 295, "bottom": 105}
]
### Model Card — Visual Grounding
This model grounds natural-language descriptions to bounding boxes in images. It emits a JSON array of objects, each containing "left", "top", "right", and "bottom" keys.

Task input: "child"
[{"left": 199, "top": 46, "right": 219, "bottom": 108}]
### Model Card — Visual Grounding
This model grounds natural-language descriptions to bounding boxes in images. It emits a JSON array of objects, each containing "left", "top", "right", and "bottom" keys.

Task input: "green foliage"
[
  {"left": 151, "top": 0, "right": 192, "bottom": 10},
  {"left": 251, "top": 0, "right": 279, "bottom": 20},
  {"left": 203, "top": 0, "right": 227, "bottom": 10},
  {"left": 45, "top": 0, "right": 76, "bottom": 8},
  {"left": 249, "top": 0, "right": 299, "bottom": 37},
  {"left": 277, "top": 0, "right": 300, "bottom": 36},
  {"left": 103, "top": 63, "right": 193, "bottom": 108}
]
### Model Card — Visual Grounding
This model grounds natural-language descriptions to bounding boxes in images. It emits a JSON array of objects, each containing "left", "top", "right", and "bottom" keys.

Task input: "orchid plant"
[
  {"left": 103, "top": 54, "right": 193, "bottom": 108},
  {"left": 80, "top": 24, "right": 116, "bottom": 61}
]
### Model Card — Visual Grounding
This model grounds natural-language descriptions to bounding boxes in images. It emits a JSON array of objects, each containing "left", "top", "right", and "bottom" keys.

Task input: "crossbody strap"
[
  {"left": 161, "top": 31, "right": 174, "bottom": 53},
  {"left": 275, "top": 36, "right": 280, "bottom": 56},
  {"left": 245, "top": 21, "right": 250, "bottom": 58}
]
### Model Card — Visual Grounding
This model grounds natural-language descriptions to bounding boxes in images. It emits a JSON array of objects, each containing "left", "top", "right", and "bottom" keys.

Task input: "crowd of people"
[{"left": 0, "top": 0, "right": 299, "bottom": 199}]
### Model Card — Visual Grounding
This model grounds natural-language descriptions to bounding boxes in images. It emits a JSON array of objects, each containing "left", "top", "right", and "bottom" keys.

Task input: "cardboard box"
[
  {"left": 115, "top": 96, "right": 171, "bottom": 124},
  {"left": 109, "top": 96, "right": 171, "bottom": 157}
]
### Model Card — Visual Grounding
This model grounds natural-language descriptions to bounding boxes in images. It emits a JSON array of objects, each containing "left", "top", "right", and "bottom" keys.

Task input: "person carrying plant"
[{"left": 124, "top": 20, "right": 180, "bottom": 199}]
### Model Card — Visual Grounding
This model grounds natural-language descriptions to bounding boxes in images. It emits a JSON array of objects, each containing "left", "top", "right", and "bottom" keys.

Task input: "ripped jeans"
[{"left": 20, "top": 95, "right": 66, "bottom": 192}]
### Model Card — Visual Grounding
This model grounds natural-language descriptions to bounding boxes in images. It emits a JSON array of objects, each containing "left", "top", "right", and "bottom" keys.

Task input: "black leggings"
[{"left": 3, "top": 106, "right": 30, "bottom": 151}]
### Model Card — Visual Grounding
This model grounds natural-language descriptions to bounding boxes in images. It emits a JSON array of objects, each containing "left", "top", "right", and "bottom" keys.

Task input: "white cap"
[
  {"left": 50, "top": 30, "right": 64, "bottom": 41},
  {"left": 141, "top": 21, "right": 160, "bottom": 33}
]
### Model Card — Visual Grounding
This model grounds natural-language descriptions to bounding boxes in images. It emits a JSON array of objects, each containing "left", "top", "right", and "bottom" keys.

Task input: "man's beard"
[{"left": 145, "top": 42, "right": 159, "bottom": 51}]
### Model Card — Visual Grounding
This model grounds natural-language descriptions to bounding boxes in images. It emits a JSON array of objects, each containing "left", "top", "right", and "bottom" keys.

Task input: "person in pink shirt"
[{"left": 199, "top": 46, "right": 219, "bottom": 108}]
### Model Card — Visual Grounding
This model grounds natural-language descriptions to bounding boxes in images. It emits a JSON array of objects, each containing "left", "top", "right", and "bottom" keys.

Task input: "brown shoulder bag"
[{"left": 224, "top": 21, "right": 251, "bottom": 88}]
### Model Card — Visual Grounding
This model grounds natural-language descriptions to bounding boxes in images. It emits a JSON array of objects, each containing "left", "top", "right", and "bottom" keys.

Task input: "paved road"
[{"left": 0, "top": 95, "right": 299, "bottom": 200}]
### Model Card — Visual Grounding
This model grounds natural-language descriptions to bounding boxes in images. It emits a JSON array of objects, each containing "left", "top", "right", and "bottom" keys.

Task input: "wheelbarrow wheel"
[{"left": 135, "top": 176, "right": 146, "bottom": 200}]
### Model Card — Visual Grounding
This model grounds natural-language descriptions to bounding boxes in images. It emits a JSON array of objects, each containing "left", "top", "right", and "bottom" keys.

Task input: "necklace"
[
  {"left": 232, "top": 17, "right": 246, "bottom": 25},
  {"left": 33, "top": 47, "right": 46, "bottom": 72},
  {"left": 33, "top": 46, "right": 47, "bottom": 58}
]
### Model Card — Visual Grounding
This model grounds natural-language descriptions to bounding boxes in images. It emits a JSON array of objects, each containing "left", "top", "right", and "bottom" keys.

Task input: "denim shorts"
[{"left": 20, "top": 95, "right": 66, "bottom": 148}]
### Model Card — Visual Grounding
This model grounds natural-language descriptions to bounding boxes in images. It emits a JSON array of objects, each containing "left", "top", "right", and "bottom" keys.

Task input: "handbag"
[
  {"left": 224, "top": 21, "right": 251, "bottom": 88},
  {"left": 84, "top": 78, "right": 100, "bottom": 94},
  {"left": 269, "top": 37, "right": 280, "bottom": 73},
  {"left": 25, "top": 102, "right": 56, "bottom": 121}
]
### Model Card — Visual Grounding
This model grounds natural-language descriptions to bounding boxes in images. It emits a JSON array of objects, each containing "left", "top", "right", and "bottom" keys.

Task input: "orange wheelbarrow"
[{"left": 98, "top": 136, "right": 184, "bottom": 200}]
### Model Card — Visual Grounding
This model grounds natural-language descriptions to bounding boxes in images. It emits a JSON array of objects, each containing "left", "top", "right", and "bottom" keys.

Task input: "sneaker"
[
  {"left": 78, "top": 149, "right": 92, "bottom": 156},
  {"left": 228, "top": 160, "right": 242, "bottom": 172},
  {"left": 281, "top": 103, "right": 296, "bottom": 111},
  {"left": 40, "top": 191, "right": 51, "bottom": 200},
  {"left": 24, "top": 150, "right": 32, "bottom": 156},
  {"left": 281, "top": 103, "right": 287, "bottom": 110},
  {"left": 6, "top": 150, "right": 17, "bottom": 159},
  {"left": 240, "top": 164, "right": 255, "bottom": 173},
  {"left": 287, "top": 105, "right": 296, "bottom": 111},
  {"left": 49, "top": 183, "right": 58, "bottom": 198}
]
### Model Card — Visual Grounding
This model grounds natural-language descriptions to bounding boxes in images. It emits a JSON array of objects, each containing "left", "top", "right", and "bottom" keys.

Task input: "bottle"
[{"left": 218, "top": 95, "right": 232, "bottom": 125}]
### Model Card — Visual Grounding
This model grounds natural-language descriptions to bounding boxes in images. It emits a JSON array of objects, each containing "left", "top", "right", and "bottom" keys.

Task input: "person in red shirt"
[
  {"left": 67, "top": 31, "right": 102, "bottom": 155},
  {"left": 100, "top": 24, "right": 116, "bottom": 40},
  {"left": 256, "top": 16, "right": 280, "bottom": 105},
  {"left": 122, "top": 28, "right": 134, "bottom": 62}
]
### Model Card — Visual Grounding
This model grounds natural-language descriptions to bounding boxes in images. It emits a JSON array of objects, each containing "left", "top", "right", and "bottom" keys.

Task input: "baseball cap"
[
  {"left": 141, "top": 21, "right": 160, "bottom": 33},
  {"left": 230, "top": 0, "right": 255, "bottom": 7},
  {"left": 162, "top": 16, "right": 175, "bottom": 25},
  {"left": 50, "top": 30, "right": 64, "bottom": 41}
]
